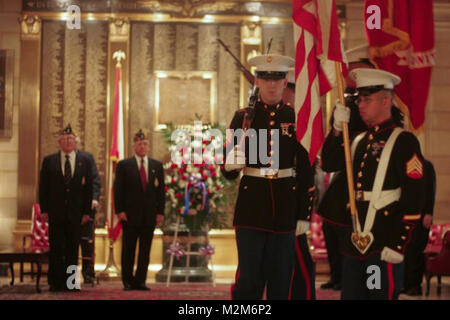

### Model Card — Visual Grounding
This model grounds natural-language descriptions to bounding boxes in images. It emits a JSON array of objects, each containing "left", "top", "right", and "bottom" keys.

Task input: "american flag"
[{"left": 293, "top": 0, "right": 347, "bottom": 164}]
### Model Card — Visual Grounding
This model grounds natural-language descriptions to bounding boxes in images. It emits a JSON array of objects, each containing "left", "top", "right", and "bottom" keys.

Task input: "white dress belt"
[
  {"left": 355, "top": 187, "right": 401, "bottom": 210},
  {"left": 243, "top": 167, "right": 294, "bottom": 179}
]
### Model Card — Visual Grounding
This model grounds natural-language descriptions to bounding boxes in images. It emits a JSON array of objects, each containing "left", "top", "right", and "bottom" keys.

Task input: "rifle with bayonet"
[{"left": 217, "top": 38, "right": 255, "bottom": 85}]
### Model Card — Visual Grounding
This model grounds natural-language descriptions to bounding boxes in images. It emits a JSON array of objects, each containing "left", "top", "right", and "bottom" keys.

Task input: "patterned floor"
[{"left": 0, "top": 275, "right": 447, "bottom": 300}]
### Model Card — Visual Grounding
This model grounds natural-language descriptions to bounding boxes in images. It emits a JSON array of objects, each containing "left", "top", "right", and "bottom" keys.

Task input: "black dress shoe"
[
  {"left": 84, "top": 276, "right": 94, "bottom": 285},
  {"left": 320, "top": 281, "right": 336, "bottom": 290},
  {"left": 134, "top": 284, "right": 150, "bottom": 291},
  {"left": 123, "top": 283, "right": 133, "bottom": 291}
]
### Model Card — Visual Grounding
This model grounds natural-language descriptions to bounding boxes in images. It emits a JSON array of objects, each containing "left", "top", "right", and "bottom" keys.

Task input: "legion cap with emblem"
[
  {"left": 61, "top": 123, "right": 76, "bottom": 136},
  {"left": 133, "top": 129, "right": 147, "bottom": 142},
  {"left": 248, "top": 54, "right": 295, "bottom": 80},
  {"left": 350, "top": 68, "right": 401, "bottom": 96}
]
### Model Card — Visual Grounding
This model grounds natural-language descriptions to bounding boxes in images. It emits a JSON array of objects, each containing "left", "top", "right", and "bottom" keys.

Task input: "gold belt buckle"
[
  {"left": 355, "top": 190, "right": 364, "bottom": 201},
  {"left": 264, "top": 169, "right": 278, "bottom": 179}
]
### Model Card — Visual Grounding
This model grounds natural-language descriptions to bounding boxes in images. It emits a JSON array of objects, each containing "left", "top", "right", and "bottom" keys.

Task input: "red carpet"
[{"left": 0, "top": 281, "right": 341, "bottom": 300}]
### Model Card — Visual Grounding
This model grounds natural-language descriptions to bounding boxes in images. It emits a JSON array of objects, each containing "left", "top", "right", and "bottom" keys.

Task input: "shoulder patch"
[{"left": 406, "top": 153, "right": 423, "bottom": 179}]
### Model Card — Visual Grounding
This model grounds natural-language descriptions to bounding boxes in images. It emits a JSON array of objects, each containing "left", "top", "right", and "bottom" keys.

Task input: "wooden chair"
[
  {"left": 21, "top": 204, "right": 49, "bottom": 281},
  {"left": 425, "top": 229, "right": 450, "bottom": 296}
]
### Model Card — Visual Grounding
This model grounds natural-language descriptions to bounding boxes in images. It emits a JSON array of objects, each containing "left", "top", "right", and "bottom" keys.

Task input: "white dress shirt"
[
  {"left": 135, "top": 155, "right": 148, "bottom": 178},
  {"left": 61, "top": 150, "right": 76, "bottom": 177}
]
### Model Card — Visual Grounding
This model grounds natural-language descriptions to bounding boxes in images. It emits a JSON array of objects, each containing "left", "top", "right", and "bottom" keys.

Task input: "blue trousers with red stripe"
[
  {"left": 231, "top": 228, "right": 295, "bottom": 300},
  {"left": 289, "top": 234, "right": 316, "bottom": 300},
  {"left": 341, "top": 253, "right": 404, "bottom": 300}
]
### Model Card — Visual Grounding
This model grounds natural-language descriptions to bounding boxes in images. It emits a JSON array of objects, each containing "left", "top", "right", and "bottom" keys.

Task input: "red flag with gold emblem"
[{"left": 364, "top": 0, "right": 435, "bottom": 130}]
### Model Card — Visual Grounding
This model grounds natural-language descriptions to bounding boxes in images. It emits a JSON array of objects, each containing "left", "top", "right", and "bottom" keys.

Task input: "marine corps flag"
[{"left": 364, "top": 0, "right": 435, "bottom": 130}]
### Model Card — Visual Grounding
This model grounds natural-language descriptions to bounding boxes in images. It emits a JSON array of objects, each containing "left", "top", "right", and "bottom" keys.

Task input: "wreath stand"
[{"left": 166, "top": 214, "right": 216, "bottom": 287}]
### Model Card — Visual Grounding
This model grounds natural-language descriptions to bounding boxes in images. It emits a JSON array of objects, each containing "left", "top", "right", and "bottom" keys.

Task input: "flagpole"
[
  {"left": 99, "top": 51, "right": 126, "bottom": 280},
  {"left": 334, "top": 62, "right": 359, "bottom": 235}
]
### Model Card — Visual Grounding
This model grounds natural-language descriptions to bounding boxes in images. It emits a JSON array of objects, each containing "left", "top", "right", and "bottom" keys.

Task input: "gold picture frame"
[
  {"left": 0, "top": 49, "right": 13, "bottom": 139},
  {"left": 154, "top": 70, "right": 217, "bottom": 129}
]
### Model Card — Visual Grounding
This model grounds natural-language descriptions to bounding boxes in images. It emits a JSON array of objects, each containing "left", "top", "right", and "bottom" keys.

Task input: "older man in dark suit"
[
  {"left": 114, "top": 130, "right": 165, "bottom": 291},
  {"left": 39, "top": 124, "right": 93, "bottom": 292}
]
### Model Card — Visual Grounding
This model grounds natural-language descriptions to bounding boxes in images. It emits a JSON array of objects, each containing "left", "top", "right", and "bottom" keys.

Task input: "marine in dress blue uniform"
[
  {"left": 284, "top": 69, "right": 316, "bottom": 300},
  {"left": 221, "top": 55, "right": 315, "bottom": 300},
  {"left": 402, "top": 159, "right": 436, "bottom": 296},
  {"left": 321, "top": 69, "right": 426, "bottom": 300},
  {"left": 318, "top": 59, "right": 370, "bottom": 291}
]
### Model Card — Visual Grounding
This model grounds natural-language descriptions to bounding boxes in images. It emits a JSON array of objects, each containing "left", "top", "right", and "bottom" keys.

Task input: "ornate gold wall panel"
[
  {"left": 261, "top": 23, "right": 295, "bottom": 56},
  {"left": 175, "top": 24, "right": 198, "bottom": 70},
  {"left": 40, "top": 21, "right": 64, "bottom": 161},
  {"left": 153, "top": 24, "right": 176, "bottom": 70},
  {"left": 197, "top": 25, "right": 219, "bottom": 71},
  {"left": 39, "top": 21, "right": 108, "bottom": 225},
  {"left": 84, "top": 21, "right": 108, "bottom": 225},
  {"left": 217, "top": 24, "right": 240, "bottom": 122},
  {"left": 129, "top": 23, "right": 155, "bottom": 158},
  {"left": 63, "top": 25, "right": 86, "bottom": 146}
]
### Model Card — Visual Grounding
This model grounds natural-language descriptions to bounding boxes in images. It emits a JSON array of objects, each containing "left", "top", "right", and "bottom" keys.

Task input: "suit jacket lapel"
[
  {"left": 56, "top": 152, "right": 64, "bottom": 180},
  {"left": 73, "top": 152, "right": 80, "bottom": 182},
  {"left": 147, "top": 157, "right": 154, "bottom": 191},
  {"left": 133, "top": 157, "right": 145, "bottom": 192}
]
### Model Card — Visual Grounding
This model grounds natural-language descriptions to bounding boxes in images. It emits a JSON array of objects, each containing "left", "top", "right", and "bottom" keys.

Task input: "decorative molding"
[
  {"left": 22, "top": 0, "right": 290, "bottom": 16},
  {"left": 18, "top": 15, "right": 41, "bottom": 40},
  {"left": 137, "top": 0, "right": 237, "bottom": 17},
  {"left": 109, "top": 18, "right": 130, "bottom": 42},
  {"left": 20, "top": 11, "right": 292, "bottom": 24}
]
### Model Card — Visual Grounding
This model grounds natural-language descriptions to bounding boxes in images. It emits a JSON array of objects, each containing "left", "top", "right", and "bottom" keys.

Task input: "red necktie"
[
  {"left": 140, "top": 158, "right": 147, "bottom": 192},
  {"left": 324, "top": 172, "right": 330, "bottom": 190}
]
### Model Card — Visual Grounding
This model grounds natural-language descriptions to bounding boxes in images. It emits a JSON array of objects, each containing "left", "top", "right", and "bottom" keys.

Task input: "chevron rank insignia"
[{"left": 406, "top": 153, "right": 423, "bottom": 179}]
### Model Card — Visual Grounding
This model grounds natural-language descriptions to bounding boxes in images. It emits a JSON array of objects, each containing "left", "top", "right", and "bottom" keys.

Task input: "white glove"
[
  {"left": 295, "top": 220, "right": 310, "bottom": 236},
  {"left": 380, "top": 247, "right": 404, "bottom": 264},
  {"left": 333, "top": 102, "right": 350, "bottom": 132},
  {"left": 224, "top": 146, "right": 246, "bottom": 172}
]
